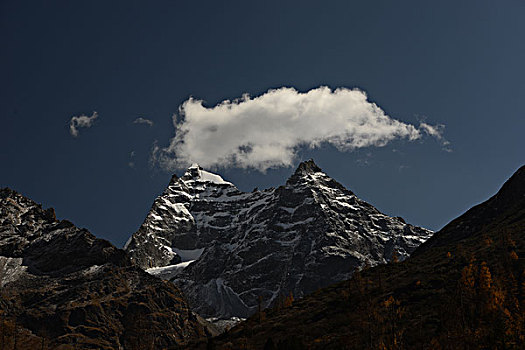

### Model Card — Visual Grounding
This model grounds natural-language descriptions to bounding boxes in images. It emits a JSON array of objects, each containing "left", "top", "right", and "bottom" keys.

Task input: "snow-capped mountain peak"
[
  {"left": 125, "top": 159, "right": 433, "bottom": 318},
  {"left": 181, "top": 163, "right": 234, "bottom": 186}
]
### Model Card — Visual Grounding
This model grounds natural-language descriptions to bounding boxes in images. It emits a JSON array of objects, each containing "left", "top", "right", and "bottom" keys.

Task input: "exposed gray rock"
[{"left": 125, "top": 160, "right": 433, "bottom": 318}]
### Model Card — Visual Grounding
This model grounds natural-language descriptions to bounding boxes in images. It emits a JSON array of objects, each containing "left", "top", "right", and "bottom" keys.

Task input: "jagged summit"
[
  {"left": 1, "top": 187, "right": 128, "bottom": 273},
  {"left": 125, "top": 159, "right": 433, "bottom": 318},
  {"left": 286, "top": 159, "right": 354, "bottom": 196},
  {"left": 181, "top": 163, "right": 233, "bottom": 185},
  {"left": 1, "top": 187, "right": 56, "bottom": 222},
  {"left": 287, "top": 159, "right": 325, "bottom": 183},
  {"left": 294, "top": 158, "right": 323, "bottom": 175}
]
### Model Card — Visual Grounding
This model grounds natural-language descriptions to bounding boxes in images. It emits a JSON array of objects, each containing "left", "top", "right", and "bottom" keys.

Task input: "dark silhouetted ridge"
[{"left": 414, "top": 164, "right": 525, "bottom": 255}]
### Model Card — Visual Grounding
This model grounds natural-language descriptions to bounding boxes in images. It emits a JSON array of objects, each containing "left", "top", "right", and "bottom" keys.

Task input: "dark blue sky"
[{"left": 2, "top": 0, "right": 524, "bottom": 247}]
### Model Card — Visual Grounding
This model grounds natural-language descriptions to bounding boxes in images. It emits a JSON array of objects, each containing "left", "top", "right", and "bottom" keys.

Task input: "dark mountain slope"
[
  {"left": 200, "top": 165, "right": 525, "bottom": 350},
  {"left": 415, "top": 165, "right": 525, "bottom": 254},
  {"left": 0, "top": 188, "right": 209, "bottom": 349}
]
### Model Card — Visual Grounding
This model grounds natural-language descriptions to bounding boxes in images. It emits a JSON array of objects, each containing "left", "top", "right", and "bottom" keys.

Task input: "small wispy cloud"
[
  {"left": 398, "top": 164, "right": 410, "bottom": 172},
  {"left": 152, "top": 86, "right": 448, "bottom": 171},
  {"left": 419, "top": 122, "right": 452, "bottom": 152},
  {"left": 128, "top": 151, "right": 136, "bottom": 168},
  {"left": 133, "top": 117, "right": 154, "bottom": 126},
  {"left": 69, "top": 111, "right": 98, "bottom": 137},
  {"left": 356, "top": 151, "right": 373, "bottom": 167}
]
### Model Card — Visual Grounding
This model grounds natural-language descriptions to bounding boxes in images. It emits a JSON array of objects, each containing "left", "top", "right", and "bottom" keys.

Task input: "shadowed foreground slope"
[
  {"left": 199, "top": 165, "right": 525, "bottom": 350},
  {"left": 0, "top": 188, "right": 210, "bottom": 349}
]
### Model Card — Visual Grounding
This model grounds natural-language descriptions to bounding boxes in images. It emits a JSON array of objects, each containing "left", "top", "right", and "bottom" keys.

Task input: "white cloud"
[
  {"left": 133, "top": 117, "right": 154, "bottom": 126},
  {"left": 69, "top": 111, "right": 98, "bottom": 137},
  {"left": 153, "top": 86, "right": 447, "bottom": 171}
]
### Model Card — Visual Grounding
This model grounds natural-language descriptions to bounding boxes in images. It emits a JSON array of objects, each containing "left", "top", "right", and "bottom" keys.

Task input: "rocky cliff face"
[
  {"left": 125, "top": 160, "right": 433, "bottom": 318},
  {"left": 0, "top": 188, "right": 208, "bottom": 349}
]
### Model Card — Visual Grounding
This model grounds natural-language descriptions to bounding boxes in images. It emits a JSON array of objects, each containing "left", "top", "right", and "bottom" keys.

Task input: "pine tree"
[
  {"left": 257, "top": 295, "right": 264, "bottom": 324},
  {"left": 263, "top": 337, "right": 276, "bottom": 350},
  {"left": 391, "top": 251, "right": 399, "bottom": 263},
  {"left": 283, "top": 292, "right": 294, "bottom": 308}
]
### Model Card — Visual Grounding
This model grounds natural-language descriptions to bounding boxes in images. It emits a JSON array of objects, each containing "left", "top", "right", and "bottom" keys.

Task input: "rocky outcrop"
[
  {"left": 0, "top": 188, "right": 208, "bottom": 349},
  {"left": 125, "top": 160, "right": 433, "bottom": 318}
]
